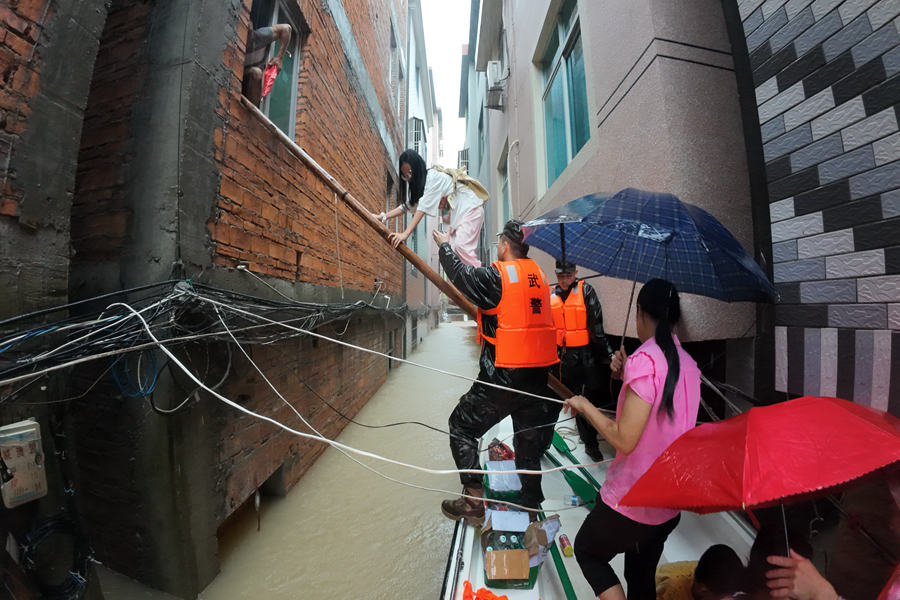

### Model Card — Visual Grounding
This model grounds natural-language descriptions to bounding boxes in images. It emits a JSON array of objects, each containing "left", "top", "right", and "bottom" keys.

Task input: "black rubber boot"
[
  {"left": 441, "top": 485, "right": 485, "bottom": 525},
  {"left": 584, "top": 445, "right": 604, "bottom": 463}
]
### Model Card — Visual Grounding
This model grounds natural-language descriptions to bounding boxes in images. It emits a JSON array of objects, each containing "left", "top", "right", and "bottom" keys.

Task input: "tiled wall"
[{"left": 740, "top": 0, "right": 900, "bottom": 412}]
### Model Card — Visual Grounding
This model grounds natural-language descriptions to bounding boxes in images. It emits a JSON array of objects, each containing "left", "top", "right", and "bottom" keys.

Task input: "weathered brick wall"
[
  {"left": 738, "top": 0, "right": 900, "bottom": 412},
  {"left": 213, "top": 0, "right": 404, "bottom": 291},
  {"left": 0, "top": 0, "right": 45, "bottom": 217},
  {"left": 71, "top": 0, "right": 148, "bottom": 268},
  {"left": 211, "top": 0, "right": 411, "bottom": 522},
  {"left": 218, "top": 316, "right": 401, "bottom": 516}
]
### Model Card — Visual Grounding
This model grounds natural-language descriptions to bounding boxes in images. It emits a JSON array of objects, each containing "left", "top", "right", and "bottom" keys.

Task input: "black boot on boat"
[
  {"left": 441, "top": 485, "right": 485, "bottom": 525},
  {"left": 585, "top": 445, "right": 604, "bottom": 463}
]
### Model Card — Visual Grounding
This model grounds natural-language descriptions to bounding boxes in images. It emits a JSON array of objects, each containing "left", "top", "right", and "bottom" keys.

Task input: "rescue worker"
[
  {"left": 432, "top": 220, "right": 560, "bottom": 523},
  {"left": 550, "top": 260, "right": 615, "bottom": 463}
]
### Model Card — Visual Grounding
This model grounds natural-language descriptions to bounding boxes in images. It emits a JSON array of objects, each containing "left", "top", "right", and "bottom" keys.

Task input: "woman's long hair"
[
  {"left": 636, "top": 278, "right": 682, "bottom": 420},
  {"left": 398, "top": 149, "right": 427, "bottom": 209}
]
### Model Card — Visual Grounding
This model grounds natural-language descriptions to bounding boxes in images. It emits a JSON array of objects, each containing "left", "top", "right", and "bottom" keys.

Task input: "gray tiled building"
[{"left": 740, "top": 0, "right": 900, "bottom": 411}]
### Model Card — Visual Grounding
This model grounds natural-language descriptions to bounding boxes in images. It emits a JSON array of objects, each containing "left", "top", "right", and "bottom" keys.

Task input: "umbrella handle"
[
  {"left": 621, "top": 280, "right": 637, "bottom": 348},
  {"left": 780, "top": 499, "right": 791, "bottom": 558}
]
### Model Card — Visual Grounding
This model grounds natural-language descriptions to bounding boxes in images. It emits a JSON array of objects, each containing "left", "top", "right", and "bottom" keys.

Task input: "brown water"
[{"left": 197, "top": 321, "right": 481, "bottom": 599}]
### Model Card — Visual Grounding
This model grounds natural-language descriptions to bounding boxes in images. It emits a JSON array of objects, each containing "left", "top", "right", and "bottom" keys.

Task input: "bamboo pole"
[{"left": 239, "top": 97, "right": 574, "bottom": 400}]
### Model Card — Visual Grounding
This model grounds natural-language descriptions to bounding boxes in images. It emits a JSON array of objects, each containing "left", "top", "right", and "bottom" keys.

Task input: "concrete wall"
[
  {"left": 0, "top": 0, "right": 109, "bottom": 318},
  {"left": 732, "top": 0, "right": 900, "bottom": 413},
  {"left": 476, "top": 0, "right": 759, "bottom": 344},
  {"left": 56, "top": 0, "right": 408, "bottom": 596}
]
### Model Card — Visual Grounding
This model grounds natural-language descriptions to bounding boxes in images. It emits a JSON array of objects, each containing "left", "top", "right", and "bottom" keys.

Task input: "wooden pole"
[{"left": 240, "top": 97, "right": 574, "bottom": 400}]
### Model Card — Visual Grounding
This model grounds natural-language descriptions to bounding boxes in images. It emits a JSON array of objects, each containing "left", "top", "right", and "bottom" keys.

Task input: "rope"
[
  {"left": 110, "top": 300, "right": 608, "bottom": 482},
  {"left": 334, "top": 192, "right": 344, "bottom": 298}
]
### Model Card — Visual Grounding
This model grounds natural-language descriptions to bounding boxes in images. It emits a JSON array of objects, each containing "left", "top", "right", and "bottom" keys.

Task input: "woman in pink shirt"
[{"left": 566, "top": 279, "right": 701, "bottom": 600}]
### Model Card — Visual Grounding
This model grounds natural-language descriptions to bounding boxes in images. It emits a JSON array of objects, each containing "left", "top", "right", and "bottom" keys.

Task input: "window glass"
[
  {"left": 544, "top": 71, "right": 567, "bottom": 185},
  {"left": 267, "top": 7, "right": 296, "bottom": 134},
  {"left": 567, "top": 33, "right": 589, "bottom": 156}
]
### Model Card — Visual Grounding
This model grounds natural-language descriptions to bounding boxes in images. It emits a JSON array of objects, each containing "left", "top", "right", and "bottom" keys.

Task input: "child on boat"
[{"left": 372, "top": 149, "right": 488, "bottom": 267}]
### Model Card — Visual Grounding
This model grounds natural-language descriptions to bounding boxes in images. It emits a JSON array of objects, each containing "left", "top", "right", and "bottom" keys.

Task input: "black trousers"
[
  {"left": 556, "top": 350, "right": 617, "bottom": 450},
  {"left": 574, "top": 498, "right": 681, "bottom": 599},
  {"left": 448, "top": 381, "right": 562, "bottom": 508}
]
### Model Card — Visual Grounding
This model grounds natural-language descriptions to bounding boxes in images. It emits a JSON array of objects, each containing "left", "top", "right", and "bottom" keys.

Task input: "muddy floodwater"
[{"left": 195, "top": 321, "right": 480, "bottom": 599}]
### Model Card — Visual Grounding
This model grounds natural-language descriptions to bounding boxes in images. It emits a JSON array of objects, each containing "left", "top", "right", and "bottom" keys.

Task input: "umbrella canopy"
[
  {"left": 522, "top": 188, "right": 775, "bottom": 303},
  {"left": 619, "top": 396, "right": 900, "bottom": 514}
]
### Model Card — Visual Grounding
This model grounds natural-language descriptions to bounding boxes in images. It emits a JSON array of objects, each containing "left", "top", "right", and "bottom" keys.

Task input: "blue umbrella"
[{"left": 522, "top": 188, "right": 775, "bottom": 303}]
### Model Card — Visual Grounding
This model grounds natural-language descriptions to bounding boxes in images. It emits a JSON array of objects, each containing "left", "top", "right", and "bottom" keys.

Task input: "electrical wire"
[
  {"left": 20, "top": 513, "right": 92, "bottom": 600},
  {"left": 195, "top": 293, "right": 571, "bottom": 407},
  {"left": 214, "top": 307, "right": 596, "bottom": 514},
  {"left": 114, "top": 300, "right": 607, "bottom": 480}
]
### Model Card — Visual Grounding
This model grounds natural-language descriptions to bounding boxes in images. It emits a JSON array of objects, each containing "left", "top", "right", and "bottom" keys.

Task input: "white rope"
[
  {"left": 334, "top": 192, "right": 344, "bottom": 299},
  {"left": 111, "top": 300, "right": 607, "bottom": 480},
  {"left": 192, "top": 292, "right": 571, "bottom": 407},
  {"left": 214, "top": 308, "right": 583, "bottom": 513}
]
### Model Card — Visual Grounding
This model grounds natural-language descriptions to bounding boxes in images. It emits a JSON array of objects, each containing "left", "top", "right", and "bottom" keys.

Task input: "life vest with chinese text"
[
  {"left": 477, "top": 259, "right": 559, "bottom": 368},
  {"left": 550, "top": 280, "right": 590, "bottom": 348}
]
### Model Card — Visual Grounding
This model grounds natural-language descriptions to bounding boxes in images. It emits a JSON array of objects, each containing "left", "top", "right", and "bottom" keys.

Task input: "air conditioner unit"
[
  {"left": 486, "top": 61, "right": 505, "bottom": 111},
  {"left": 486, "top": 60, "right": 505, "bottom": 92}
]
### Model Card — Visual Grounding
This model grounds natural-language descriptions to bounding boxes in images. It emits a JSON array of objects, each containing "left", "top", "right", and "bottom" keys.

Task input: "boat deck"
[{"left": 443, "top": 416, "right": 755, "bottom": 599}]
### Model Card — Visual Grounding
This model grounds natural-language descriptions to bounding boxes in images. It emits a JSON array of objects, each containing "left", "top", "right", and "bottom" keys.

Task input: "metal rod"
[
  {"left": 780, "top": 498, "right": 791, "bottom": 558},
  {"left": 560, "top": 223, "right": 566, "bottom": 264},
  {"left": 239, "top": 97, "right": 576, "bottom": 400}
]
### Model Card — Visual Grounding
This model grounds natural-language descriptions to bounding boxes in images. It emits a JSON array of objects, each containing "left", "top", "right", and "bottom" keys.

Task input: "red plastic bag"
[{"left": 262, "top": 64, "right": 278, "bottom": 98}]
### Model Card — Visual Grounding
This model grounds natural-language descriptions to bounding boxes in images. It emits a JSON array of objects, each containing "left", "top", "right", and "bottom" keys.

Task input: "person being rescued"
[{"left": 372, "top": 149, "right": 488, "bottom": 267}]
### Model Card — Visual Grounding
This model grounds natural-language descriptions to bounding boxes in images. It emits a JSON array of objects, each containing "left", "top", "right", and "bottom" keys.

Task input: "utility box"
[{"left": 1, "top": 419, "right": 48, "bottom": 509}]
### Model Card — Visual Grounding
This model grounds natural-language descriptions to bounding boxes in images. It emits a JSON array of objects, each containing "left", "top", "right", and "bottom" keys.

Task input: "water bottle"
[{"left": 562, "top": 494, "right": 584, "bottom": 506}]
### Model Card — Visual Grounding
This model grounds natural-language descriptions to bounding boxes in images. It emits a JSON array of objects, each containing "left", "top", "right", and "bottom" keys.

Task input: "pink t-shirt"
[{"left": 599, "top": 334, "right": 701, "bottom": 525}]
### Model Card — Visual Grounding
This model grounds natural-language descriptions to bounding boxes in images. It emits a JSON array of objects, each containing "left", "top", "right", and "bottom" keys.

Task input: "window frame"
[
  {"left": 539, "top": 2, "right": 588, "bottom": 187},
  {"left": 258, "top": 0, "right": 302, "bottom": 136}
]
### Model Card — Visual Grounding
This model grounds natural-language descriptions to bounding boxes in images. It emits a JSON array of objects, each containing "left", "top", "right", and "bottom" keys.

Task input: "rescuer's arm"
[
  {"left": 435, "top": 234, "right": 501, "bottom": 311},
  {"left": 584, "top": 283, "right": 615, "bottom": 360}
]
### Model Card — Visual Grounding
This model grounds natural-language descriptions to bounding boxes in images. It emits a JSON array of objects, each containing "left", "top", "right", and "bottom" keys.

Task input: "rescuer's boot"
[{"left": 441, "top": 485, "right": 485, "bottom": 525}]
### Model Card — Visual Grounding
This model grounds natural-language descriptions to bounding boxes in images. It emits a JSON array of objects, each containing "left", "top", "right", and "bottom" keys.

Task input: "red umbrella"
[{"left": 620, "top": 396, "right": 900, "bottom": 513}]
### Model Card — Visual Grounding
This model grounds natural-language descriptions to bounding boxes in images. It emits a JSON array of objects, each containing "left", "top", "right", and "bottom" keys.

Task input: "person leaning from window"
[
  {"left": 242, "top": 22, "right": 292, "bottom": 107},
  {"left": 432, "top": 220, "right": 560, "bottom": 523},
  {"left": 550, "top": 259, "right": 615, "bottom": 463},
  {"left": 374, "top": 149, "right": 488, "bottom": 267},
  {"left": 565, "top": 279, "right": 702, "bottom": 600}
]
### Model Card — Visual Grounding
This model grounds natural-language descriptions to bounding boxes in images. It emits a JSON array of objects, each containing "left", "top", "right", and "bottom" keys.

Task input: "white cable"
[
  {"left": 112, "top": 300, "right": 604, "bottom": 479},
  {"left": 0, "top": 307, "right": 362, "bottom": 388},
  {"left": 213, "top": 309, "right": 578, "bottom": 513},
  {"left": 30, "top": 295, "right": 176, "bottom": 363},
  {"left": 194, "top": 292, "right": 570, "bottom": 407}
]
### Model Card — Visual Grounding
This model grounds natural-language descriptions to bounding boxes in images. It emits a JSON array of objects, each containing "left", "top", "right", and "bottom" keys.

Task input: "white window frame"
[
  {"left": 258, "top": 0, "right": 301, "bottom": 136},
  {"left": 538, "top": 1, "right": 587, "bottom": 188}
]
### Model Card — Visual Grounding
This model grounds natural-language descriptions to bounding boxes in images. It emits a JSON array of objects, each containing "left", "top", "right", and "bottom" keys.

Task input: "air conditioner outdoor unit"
[
  {"left": 486, "top": 60, "right": 505, "bottom": 111},
  {"left": 486, "top": 60, "right": 505, "bottom": 92}
]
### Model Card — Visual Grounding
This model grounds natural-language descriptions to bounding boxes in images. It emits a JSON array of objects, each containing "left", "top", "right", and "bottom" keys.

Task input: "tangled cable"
[{"left": 20, "top": 513, "right": 92, "bottom": 600}]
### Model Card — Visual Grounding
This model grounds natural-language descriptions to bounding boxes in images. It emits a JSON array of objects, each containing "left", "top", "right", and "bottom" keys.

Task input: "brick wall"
[
  {"left": 71, "top": 0, "right": 149, "bottom": 267},
  {"left": 218, "top": 317, "right": 399, "bottom": 516},
  {"left": 0, "top": 0, "right": 46, "bottom": 216},
  {"left": 213, "top": 0, "right": 404, "bottom": 292},
  {"left": 739, "top": 0, "right": 900, "bottom": 412}
]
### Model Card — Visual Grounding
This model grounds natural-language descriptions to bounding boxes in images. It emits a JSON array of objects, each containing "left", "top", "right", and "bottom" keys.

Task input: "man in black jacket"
[
  {"left": 432, "top": 220, "right": 560, "bottom": 524},
  {"left": 551, "top": 260, "right": 615, "bottom": 463}
]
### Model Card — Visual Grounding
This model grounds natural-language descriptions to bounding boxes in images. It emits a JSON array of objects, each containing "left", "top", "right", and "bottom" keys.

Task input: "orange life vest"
[
  {"left": 550, "top": 280, "right": 590, "bottom": 348},
  {"left": 476, "top": 259, "right": 559, "bottom": 369}
]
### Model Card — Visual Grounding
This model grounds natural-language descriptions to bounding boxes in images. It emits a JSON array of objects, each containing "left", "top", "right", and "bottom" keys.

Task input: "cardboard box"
[{"left": 484, "top": 549, "right": 530, "bottom": 580}]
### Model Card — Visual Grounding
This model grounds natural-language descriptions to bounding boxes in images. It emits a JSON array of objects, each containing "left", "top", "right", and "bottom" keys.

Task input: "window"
[
  {"left": 540, "top": 0, "right": 589, "bottom": 187},
  {"left": 410, "top": 117, "right": 426, "bottom": 157},
  {"left": 247, "top": 0, "right": 304, "bottom": 136},
  {"left": 458, "top": 148, "right": 469, "bottom": 171}
]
